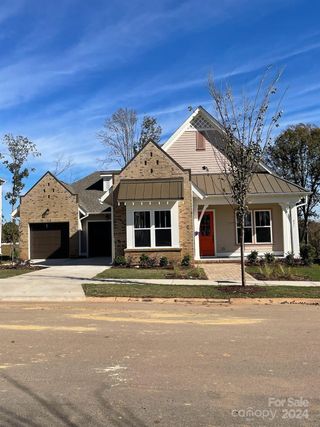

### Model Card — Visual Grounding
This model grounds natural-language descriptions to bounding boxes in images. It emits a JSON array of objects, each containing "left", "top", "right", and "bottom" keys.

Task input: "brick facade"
[
  {"left": 113, "top": 141, "right": 194, "bottom": 263},
  {"left": 19, "top": 173, "right": 79, "bottom": 260}
]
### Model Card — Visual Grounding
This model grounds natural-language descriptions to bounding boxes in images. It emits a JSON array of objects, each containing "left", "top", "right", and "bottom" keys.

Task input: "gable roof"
[
  {"left": 21, "top": 171, "right": 77, "bottom": 199},
  {"left": 69, "top": 171, "right": 113, "bottom": 213},
  {"left": 162, "top": 106, "right": 271, "bottom": 174},
  {"left": 192, "top": 173, "right": 309, "bottom": 196}
]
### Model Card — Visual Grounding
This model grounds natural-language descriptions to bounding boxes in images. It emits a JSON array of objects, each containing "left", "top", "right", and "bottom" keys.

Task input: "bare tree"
[
  {"left": 97, "top": 108, "right": 139, "bottom": 167},
  {"left": 52, "top": 153, "right": 74, "bottom": 178},
  {"left": 208, "top": 69, "right": 283, "bottom": 286},
  {"left": 97, "top": 108, "right": 162, "bottom": 167}
]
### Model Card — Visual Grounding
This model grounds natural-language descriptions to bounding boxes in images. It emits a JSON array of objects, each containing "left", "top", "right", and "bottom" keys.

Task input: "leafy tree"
[
  {"left": 98, "top": 108, "right": 162, "bottom": 167},
  {"left": 1, "top": 134, "right": 40, "bottom": 260},
  {"left": 266, "top": 124, "right": 320, "bottom": 243},
  {"left": 2, "top": 221, "right": 19, "bottom": 244},
  {"left": 208, "top": 70, "right": 282, "bottom": 286},
  {"left": 137, "top": 116, "right": 162, "bottom": 151}
]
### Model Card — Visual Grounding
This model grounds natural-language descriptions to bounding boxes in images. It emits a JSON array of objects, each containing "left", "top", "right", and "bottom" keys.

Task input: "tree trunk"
[{"left": 240, "top": 215, "right": 246, "bottom": 287}]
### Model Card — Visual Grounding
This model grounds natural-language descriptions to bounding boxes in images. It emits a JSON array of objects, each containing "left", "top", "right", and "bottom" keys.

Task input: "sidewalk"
[{"left": 93, "top": 278, "right": 320, "bottom": 287}]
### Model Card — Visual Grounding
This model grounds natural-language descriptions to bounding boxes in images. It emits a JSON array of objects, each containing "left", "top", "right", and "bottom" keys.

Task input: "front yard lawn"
[
  {"left": 95, "top": 266, "right": 207, "bottom": 280},
  {"left": 246, "top": 264, "right": 320, "bottom": 281},
  {"left": 83, "top": 283, "right": 320, "bottom": 299}
]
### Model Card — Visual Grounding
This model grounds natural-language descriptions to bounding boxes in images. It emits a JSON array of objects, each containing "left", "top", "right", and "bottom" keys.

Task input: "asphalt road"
[{"left": 0, "top": 301, "right": 318, "bottom": 426}]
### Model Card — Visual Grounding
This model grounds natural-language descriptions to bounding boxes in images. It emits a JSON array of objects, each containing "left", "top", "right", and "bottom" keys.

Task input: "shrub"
[
  {"left": 159, "top": 256, "right": 168, "bottom": 267},
  {"left": 126, "top": 256, "right": 132, "bottom": 268},
  {"left": 147, "top": 257, "right": 158, "bottom": 268},
  {"left": 187, "top": 267, "right": 207, "bottom": 279},
  {"left": 181, "top": 255, "right": 191, "bottom": 267},
  {"left": 264, "top": 252, "right": 275, "bottom": 264},
  {"left": 284, "top": 252, "right": 295, "bottom": 266},
  {"left": 139, "top": 254, "right": 150, "bottom": 268},
  {"left": 300, "top": 244, "right": 316, "bottom": 266},
  {"left": 247, "top": 250, "right": 259, "bottom": 265},
  {"left": 113, "top": 256, "right": 127, "bottom": 267}
]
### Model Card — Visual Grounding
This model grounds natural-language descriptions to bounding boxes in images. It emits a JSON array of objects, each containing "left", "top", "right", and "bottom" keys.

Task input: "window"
[
  {"left": 155, "top": 211, "right": 172, "bottom": 246},
  {"left": 134, "top": 212, "right": 151, "bottom": 247},
  {"left": 255, "top": 211, "right": 272, "bottom": 243},
  {"left": 236, "top": 211, "right": 253, "bottom": 244}
]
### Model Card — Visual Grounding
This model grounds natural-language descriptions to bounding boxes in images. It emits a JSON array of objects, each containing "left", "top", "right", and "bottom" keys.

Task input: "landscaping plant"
[
  {"left": 247, "top": 250, "right": 259, "bottom": 265},
  {"left": 300, "top": 244, "right": 316, "bottom": 266},
  {"left": 181, "top": 255, "right": 191, "bottom": 267}
]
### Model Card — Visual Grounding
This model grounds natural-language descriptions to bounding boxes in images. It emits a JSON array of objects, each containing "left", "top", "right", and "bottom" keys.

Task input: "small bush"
[
  {"left": 284, "top": 252, "right": 295, "bottom": 266},
  {"left": 159, "top": 256, "right": 168, "bottom": 267},
  {"left": 187, "top": 267, "right": 206, "bottom": 279},
  {"left": 113, "top": 256, "right": 127, "bottom": 267},
  {"left": 247, "top": 250, "right": 259, "bottom": 265},
  {"left": 147, "top": 257, "right": 158, "bottom": 268},
  {"left": 264, "top": 252, "right": 275, "bottom": 264},
  {"left": 139, "top": 254, "right": 150, "bottom": 268},
  {"left": 181, "top": 255, "right": 191, "bottom": 267},
  {"left": 126, "top": 256, "right": 132, "bottom": 268},
  {"left": 300, "top": 244, "right": 316, "bottom": 266}
]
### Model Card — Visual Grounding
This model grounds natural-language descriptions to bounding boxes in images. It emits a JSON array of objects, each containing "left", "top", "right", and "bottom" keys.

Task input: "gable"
[{"left": 118, "top": 140, "right": 189, "bottom": 180}]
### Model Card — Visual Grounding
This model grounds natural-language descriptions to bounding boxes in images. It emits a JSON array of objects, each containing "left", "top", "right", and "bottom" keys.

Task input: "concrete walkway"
[
  {"left": 200, "top": 262, "right": 255, "bottom": 281},
  {"left": 0, "top": 258, "right": 111, "bottom": 301},
  {"left": 94, "top": 278, "right": 320, "bottom": 287}
]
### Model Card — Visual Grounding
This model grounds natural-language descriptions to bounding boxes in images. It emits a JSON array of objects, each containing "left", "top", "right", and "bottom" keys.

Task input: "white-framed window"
[
  {"left": 235, "top": 209, "right": 272, "bottom": 244},
  {"left": 133, "top": 209, "right": 172, "bottom": 248},
  {"left": 155, "top": 210, "right": 172, "bottom": 246},
  {"left": 255, "top": 210, "right": 272, "bottom": 243},
  {"left": 236, "top": 211, "right": 253, "bottom": 244},
  {"left": 134, "top": 211, "right": 151, "bottom": 247}
]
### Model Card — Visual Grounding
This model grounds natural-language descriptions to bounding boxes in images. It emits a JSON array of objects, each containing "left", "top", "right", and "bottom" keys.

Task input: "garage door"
[
  {"left": 30, "top": 223, "right": 69, "bottom": 259},
  {"left": 88, "top": 221, "right": 111, "bottom": 257}
]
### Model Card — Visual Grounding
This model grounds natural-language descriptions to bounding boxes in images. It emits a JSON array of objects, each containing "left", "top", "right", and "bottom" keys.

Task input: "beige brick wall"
[
  {"left": 19, "top": 173, "right": 79, "bottom": 259},
  {"left": 113, "top": 141, "right": 194, "bottom": 262}
]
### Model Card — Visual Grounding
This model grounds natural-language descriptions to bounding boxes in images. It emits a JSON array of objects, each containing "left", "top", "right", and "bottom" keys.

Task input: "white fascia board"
[
  {"left": 191, "top": 184, "right": 205, "bottom": 200},
  {"left": 100, "top": 186, "right": 113, "bottom": 203},
  {"left": 11, "top": 207, "right": 19, "bottom": 218},
  {"left": 162, "top": 108, "right": 201, "bottom": 151}
]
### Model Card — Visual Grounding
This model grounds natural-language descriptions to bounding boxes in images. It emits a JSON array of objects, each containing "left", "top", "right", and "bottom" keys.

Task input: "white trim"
[
  {"left": 194, "top": 206, "right": 217, "bottom": 260},
  {"left": 126, "top": 202, "right": 179, "bottom": 250},
  {"left": 215, "top": 250, "right": 284, "bottom": 258},
  {"left": 191, "top": 184, "right": 205, "bottom": 200},
  {"left": 100, "top": 186, "right": 113, "bottom": 203},
  {"left": 254, "top": 209, "right": 273, "bottom": 244},
  {"left": 235, "top": 211, "right": 254, "bottom": 244}
]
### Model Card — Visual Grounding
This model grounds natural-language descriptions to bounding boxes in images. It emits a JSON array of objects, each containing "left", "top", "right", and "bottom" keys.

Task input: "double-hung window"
[
  {"left": 236, "top": 211, "right": 253, "bottom": 244},
  {"left": 155, "top": 211, "right": 172, "bottom": 246},
  {"left": 134, "top": 212, "right": 151, "bottom": 247},
  {"left": 255, "top": 210, "right": 272, "bottom": 243},
  {"left": 133, "top": 210, "right": 172, "bottom": 248}
]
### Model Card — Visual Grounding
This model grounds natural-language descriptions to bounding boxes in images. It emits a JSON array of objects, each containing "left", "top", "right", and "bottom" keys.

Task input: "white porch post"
[
  {"left": 290, "top": 205, "right": 300, "bottom": 257},
  {"left": 193, "top": 201, "right": 208, "bottom": 260},
  {"left": 280, "top": 203, "right": 292, "bottom": 255},
  {"left": 193, "top": 199, "right": 200, "bottom": 260}
]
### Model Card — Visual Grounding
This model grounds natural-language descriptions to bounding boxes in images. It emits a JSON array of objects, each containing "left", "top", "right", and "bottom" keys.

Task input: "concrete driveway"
[{"left": 0, "top": 258, "right": 111, "bottom": 301}]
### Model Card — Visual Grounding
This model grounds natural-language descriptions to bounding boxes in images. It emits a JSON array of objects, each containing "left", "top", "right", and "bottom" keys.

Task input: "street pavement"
[{"left": 0, "top": 301, "right": 318, "bottom": 426}]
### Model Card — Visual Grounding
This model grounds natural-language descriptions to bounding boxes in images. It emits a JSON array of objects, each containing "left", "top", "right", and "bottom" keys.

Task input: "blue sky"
[{"left": 0, "top": 0, "right": 319, "bottom": 219}]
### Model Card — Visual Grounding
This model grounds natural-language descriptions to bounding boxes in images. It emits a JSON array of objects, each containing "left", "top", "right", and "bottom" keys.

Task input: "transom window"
[
  {"left": 236, "top": 210, "right": 272, "bottom": 244},
  {"left": 134, "top": 210, "right": 172, "bottom": 248}
]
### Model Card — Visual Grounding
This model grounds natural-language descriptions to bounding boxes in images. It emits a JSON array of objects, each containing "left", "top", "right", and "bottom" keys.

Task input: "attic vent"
[
  {"left": 190, "top": 116, "right": 212, "bottom": 130},
  {"left": 150, "top": 152, "right": 153, "bottom": 157},
  {"left": 196, "top": 132, "right": 206, "bottom": 150}
]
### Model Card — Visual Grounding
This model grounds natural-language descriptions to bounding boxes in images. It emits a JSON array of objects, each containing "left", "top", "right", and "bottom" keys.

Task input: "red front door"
[{"left": 199, "top": 211, "right": 215, "bottom": 257}]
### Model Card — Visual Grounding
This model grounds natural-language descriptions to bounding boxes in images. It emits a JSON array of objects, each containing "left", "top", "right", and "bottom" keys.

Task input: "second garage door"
[{"left": 30, "top": 223, "right": 69, "bottom": 259}]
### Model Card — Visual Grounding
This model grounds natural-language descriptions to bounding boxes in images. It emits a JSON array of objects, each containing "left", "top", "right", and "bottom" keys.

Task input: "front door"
[{"left": 199, "top": 211, "right": 215, "bottom": 257}]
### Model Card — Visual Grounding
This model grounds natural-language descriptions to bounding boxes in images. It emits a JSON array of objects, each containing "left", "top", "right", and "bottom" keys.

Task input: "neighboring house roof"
[
  {"left": 192, "top": 173, "right": 309, "bottom": 196},
  {"left": 117, "top": 178, "right": 184, "bottom": 201},
  {"left": 69, "top": 171, "right": 115, "bottom": 213}
]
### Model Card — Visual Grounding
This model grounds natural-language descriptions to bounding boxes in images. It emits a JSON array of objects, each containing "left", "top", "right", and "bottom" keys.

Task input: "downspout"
[{"left": 290, "top": 196, "right": 308, "bottom": 255}]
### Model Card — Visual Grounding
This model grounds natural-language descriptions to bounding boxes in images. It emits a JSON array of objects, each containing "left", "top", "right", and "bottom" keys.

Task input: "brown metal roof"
[
  {"left": 117, "top": 179, "right": 184, "bottom": 201},
  {"left": 192, "top": 173, "right": 308, "bottom": 195}
]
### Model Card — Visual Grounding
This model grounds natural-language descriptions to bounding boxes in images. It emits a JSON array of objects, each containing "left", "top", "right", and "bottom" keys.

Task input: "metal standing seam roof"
[
  {"left": 117, "top": 179, "right": 184, "bottom": 201},
  {"left": 191, "top": 173, "right": 308, "bottom": 195}
]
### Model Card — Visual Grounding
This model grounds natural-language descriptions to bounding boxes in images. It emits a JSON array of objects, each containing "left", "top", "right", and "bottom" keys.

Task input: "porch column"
[
  {"left": 280, "top": 203, "right": 292, "bottom": 255},
  {"left": 193, "top": 199, "right": 200, "bottom": 260},
  {"left": 290, "top": 205, "right": 300, "bottom": 257}
]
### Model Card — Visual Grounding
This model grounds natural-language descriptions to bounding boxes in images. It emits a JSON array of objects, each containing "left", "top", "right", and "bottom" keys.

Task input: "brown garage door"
[{"left": 30, "top": 223, "right": 69, "bottom": 259}]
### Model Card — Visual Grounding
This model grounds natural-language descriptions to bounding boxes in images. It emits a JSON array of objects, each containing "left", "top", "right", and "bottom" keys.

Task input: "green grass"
[
  {"left": 95, "top": 267, "right": 207, "bottom": 280},
  {"left": 82, "top": 283, "right": 320, "bottom": 299},
  {"left": 0, "top": 268, "right": 35, "bottom": 279},
  {"left": 247, "top": 264, "right": 320, "bottom": 281}
]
